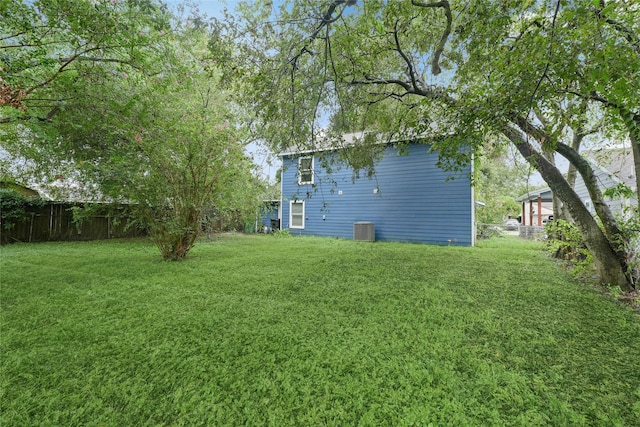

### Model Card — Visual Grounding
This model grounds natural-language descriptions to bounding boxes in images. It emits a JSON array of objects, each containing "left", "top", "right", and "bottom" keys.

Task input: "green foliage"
[
  {"left": 475, "top": 144, "right": 530, "bottom": 223},
  {"left": 604, "top": 183, "right": 637, "bottom": 201},
  {"left": 0, "top": 188, "right": 43, "bottom": 231},
  {"left": 271, "top": 228, "right": 291, "bottom": 238},
  {"left": 611, "top": 206, "right": 640, "bottom": 288},
  {"left": 337, "top": 133, "right": 386, "bottom": 178},
  {"left": 112, "top": 66, "right": 259, "bottom": 260},
  {"left": 69, "top": 203, "right": 130, "bottom": 235},
  {"left": 476, "top": 223, "right": 503, "bottom": 240},
  {"left": 546, "top": 219, "right": 594, "bottom": 280},
  {"left": 2, "top": 236, "right": 640, "bottom": 425},
  {"left": 1, "top": 0, "right": 171, "bottom": 122},
  {"left": 1, "top": 2, "right": 264, "bottom": 260}
]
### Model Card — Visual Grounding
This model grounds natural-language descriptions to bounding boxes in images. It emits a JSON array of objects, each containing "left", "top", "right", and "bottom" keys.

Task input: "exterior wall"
[
  {"left": 573, "top": 166, "right": 637, "bottom": 218},
  {"left": 280, "top": 143, "right": 474, "bottom": 246}
]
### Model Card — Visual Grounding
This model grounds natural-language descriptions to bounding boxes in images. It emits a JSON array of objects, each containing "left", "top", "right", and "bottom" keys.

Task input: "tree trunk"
[
  {"left": 503, "top": 125, "right": 633, "bottom": 291},
  {"left": 562, "top": 131, "right": 586, "bottom": 221},
  {"left": 542, "top": 145, "right": 563, "bottom": 222},
  {"left": 150, "top": 206, "right": 202, "bottom": 261},
  {"left": 627, "top": 118, "right": 640, "bottom": 212},
  {"left": 555, "top": 142, "right": 628, "bottom": 259}
]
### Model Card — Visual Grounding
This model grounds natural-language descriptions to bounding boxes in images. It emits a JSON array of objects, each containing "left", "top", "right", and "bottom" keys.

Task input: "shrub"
[
  {"left": 476, "top": 222, "right": 503, "bottom": 240},
  {"left": 0, "top": 188, "right": 44, "bottom": 231},
  {"left": 611, "top": 206, "right": 640, "bottom": 288},
  {"left": 545, "top": 219, "right": 594, "bottom": 279},
  {"left": 272, "top": 228, "right": 291, "bottom": 238}
]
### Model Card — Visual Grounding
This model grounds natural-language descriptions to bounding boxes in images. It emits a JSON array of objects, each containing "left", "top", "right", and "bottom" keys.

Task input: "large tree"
[
  {"left": 1, "top": 0, "right": 263, "bottom": 259},
  {"left": 60, "top": 62, "right": 259, "bottom": 260},
  {"left": 0, "top": 0, "right": 171, "bottom": 123},
  {"left": 234, "top": 0, "right": 638, "bottom": 290}
]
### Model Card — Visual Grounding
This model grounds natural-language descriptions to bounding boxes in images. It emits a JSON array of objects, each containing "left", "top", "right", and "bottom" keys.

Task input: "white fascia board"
[{"left": 278, "top": 130, "right": 444, "bottom": 157}]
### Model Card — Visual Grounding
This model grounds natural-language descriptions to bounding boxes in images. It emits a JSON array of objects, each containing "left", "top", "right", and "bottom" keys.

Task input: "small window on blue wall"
[
  {"left": 298, "top": 157, "right": 314, "bottom": 185},
  {"left": 290, "top": 201, "right": 305, "bottom": 229}
]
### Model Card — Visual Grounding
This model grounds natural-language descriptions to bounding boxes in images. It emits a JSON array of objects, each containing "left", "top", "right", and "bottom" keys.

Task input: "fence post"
[
  {"left": 29, "top": 212, "right": 35, "bottom": 243},
  {"left": 49, "top": 204, "right": 53, "bottom": 239}
]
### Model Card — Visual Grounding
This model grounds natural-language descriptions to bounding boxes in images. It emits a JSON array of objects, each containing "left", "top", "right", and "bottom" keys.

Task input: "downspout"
[{"left": 471, "top": 150, "right": 476, "bottom": 246}]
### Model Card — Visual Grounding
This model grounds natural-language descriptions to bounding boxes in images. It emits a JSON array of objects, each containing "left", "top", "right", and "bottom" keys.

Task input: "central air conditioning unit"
[{"left": 353, "top": 222, "right": 375, "bottom": 242}]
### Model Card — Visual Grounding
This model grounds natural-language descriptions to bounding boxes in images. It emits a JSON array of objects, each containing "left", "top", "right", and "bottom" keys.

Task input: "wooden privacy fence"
[
  {"left": 1, "top": 202, "right": 145, "bottom": 244},
  {"left": 1, "top": 203, "right": 254, "bottom": 244}
]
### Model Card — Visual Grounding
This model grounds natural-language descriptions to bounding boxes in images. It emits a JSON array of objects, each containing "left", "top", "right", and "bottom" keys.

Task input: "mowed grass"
[{"left": 1, "top": 235, "right": 639, "bottom": 426}]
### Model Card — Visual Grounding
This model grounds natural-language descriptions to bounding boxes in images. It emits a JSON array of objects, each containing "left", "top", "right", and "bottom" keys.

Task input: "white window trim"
[
  {"left": 289, "top": 200, "right": 305, "bottom": 229},
  {"left": 298, "top": 156, "right": 314, "bottom": 185}
]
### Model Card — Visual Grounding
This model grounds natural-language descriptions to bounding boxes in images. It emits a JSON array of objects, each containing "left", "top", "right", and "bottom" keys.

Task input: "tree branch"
[
  {"left": 0, "top": 106, "right": 59, "bottom": 124},
  {"left": 348, "top": 75, "right": 455, "bottom": 105},
  {"left": 22, "top": 46, "right": 104, "bottom": 96},
  {"left": 58, "top": 56, "right": 143, "bottom": 70},
  {"left": 594, "top": 5, "right": 640, "bottom": 56},
  {"left": 411, "top": 0, "right": 452, "bottom": 75},
  {"left": 503, "top": 122, "right": 631, "bottom": 288},
  {"left": 392, "top": 20, "right": 420, "bottom": 94},
  {"left": 565, "top": 89, "right": 640, "bottom": 124},
  {"left": 289, "top": 0, "right": 355, "bottom": 68},
  {"left": 527, "top": 0, "right": 561, "bottom": 110}
]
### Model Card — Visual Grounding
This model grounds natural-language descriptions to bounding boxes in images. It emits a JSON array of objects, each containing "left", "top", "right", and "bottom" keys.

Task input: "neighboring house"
[
  {"left": 279, "top": 134, "right": 475, "bottom": 246},
  {"left": 516, "top": 187, "right": 554, "bottom": 226},
  {"left": 515, "top": 147, "right": 638, "bottom": 226},
  {"left": 574, "top": 148, "right": 638, "bottom": 218}
]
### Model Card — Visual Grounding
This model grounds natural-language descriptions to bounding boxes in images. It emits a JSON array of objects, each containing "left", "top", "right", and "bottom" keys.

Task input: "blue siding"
[{"left": 280, "top": 143, "right": 474, "bottom": 246}]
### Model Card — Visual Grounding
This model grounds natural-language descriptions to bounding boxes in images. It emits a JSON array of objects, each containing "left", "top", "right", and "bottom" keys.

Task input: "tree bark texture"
[
  {"left": 627, "top": 119, "right": 640, "bottom": 212},
  {"left": 555, "top": 142, "right": 627, "bottom": 256},
  {"left": 503, "top": 125, "right": 633, "bottom": 291}
]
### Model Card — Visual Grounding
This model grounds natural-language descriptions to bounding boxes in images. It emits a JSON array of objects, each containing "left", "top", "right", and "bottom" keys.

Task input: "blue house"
[{"left": 279, "top": 135, "right": 475, "bottom": 246}]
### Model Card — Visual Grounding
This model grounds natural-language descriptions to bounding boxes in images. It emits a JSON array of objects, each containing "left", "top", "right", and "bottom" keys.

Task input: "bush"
[
  {"left": 476, "top": 222, "right": 503, "bottom": 240},
  {"left": 272, "top": 228, "right": 291, "bottom": 238},
  {"left": 0, "top": 188, "right": 44, "bottom": 231},
  {"left": 545, "top": 219, "right": 594, "bottom": 279},
  {"left": 611, "top": 206, "right": 640, "bottom": 287}
]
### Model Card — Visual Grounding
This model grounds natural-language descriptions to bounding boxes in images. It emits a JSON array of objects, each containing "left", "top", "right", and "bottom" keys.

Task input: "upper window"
[{"left": 298, "top": 156, "right": 314, "bottom": 185}]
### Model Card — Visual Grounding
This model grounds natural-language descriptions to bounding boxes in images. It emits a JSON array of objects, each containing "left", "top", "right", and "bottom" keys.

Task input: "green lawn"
[{"left": 1, "top": 235, "right": 639, "bottom": 426}]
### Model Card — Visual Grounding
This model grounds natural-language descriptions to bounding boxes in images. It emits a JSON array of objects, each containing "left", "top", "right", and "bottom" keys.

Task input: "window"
[
  {"left": 298, "top": 156, "right": 314, "bottom": 185},
  {"left": 290, "top": 201, "right": 305, "bottom": 229}
]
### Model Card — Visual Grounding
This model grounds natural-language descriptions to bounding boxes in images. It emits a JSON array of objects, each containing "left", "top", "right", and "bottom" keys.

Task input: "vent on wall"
[{"left": 353, "top": 222, "right": 375, "bottom": 241}]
